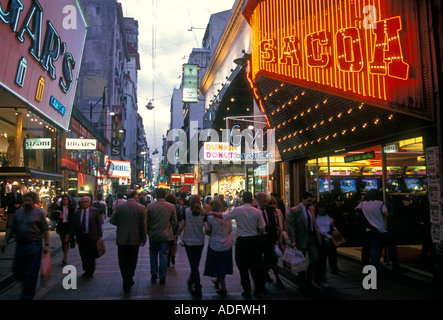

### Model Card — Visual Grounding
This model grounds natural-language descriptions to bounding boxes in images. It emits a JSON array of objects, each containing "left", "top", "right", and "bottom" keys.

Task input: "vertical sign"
[
  {"left": 111, "top": 105, "right": 123, "bottom": 156},
  {"left": 182, "top": 64, "right": 199, "bottom": 103},
  {"left": 426, "top": 147, "right": 443, "bottom": 247}
]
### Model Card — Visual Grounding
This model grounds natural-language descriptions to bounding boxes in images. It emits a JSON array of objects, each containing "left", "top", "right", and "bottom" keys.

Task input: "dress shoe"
[
  {"left": 191, "top": 289, "right": 202, "bottom": 297},
  {"left": 216, "top": 289, "right": 227, "bottom": 296},
  {"left": 242, "top": 292, "right": 252, "bottom": 299},
  {"left": 160, "top": 278, "right": 166, "bottom": 285},
  {"left": 151, "top": 275, "right": 158, "bottom": 283}
]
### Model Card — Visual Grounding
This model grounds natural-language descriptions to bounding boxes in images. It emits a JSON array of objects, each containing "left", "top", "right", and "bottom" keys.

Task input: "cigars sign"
[
  {"left": 244, "top": 0, "right": 432, "bottom": 119},
  {"left": 0, "top": 0, "right": 87, "bottom": 131}
]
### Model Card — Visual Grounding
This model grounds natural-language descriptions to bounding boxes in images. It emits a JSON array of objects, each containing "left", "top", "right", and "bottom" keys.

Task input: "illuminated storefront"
[
  {"left": 61, "top": 107, "right": 107, "bottom": 200},
  {"left": 243, "top": 0, "right": 440, "bottom": 273},
  {"left": 0, "top": 0, "right": 87, "bottom": 222}
]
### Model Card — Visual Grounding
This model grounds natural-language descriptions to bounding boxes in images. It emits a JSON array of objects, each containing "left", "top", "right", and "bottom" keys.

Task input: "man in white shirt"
[{"left": 208, "top": 191, "right": 265, "bottom": 299}]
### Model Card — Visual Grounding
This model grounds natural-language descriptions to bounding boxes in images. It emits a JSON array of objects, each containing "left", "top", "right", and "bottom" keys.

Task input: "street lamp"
[{"left": 90, "top": 87, "right": 106, "bottom": 122}]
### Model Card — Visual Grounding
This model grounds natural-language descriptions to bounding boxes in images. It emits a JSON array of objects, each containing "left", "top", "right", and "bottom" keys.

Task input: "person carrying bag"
[{"left": 356, "top": 189, "right": 406, "bottom": 273}]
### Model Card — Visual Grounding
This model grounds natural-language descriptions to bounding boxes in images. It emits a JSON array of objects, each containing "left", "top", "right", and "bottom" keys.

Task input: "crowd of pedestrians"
[{"left": 0, "top": 185, "right": 407, "bottom": 300}]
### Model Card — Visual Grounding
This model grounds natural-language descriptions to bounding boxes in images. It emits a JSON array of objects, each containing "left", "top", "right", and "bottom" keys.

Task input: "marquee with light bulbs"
[{"left": 242, "top": 0, "right": 435, "bottom": 160}]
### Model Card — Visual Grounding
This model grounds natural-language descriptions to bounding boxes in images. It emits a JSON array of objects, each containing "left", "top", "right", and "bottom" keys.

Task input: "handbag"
[
  {"left": 282, "top": 248, "right": 308, "bottom": 273},
  {"left": 95, "top": 239, "right": 106, "bottom": 258},
  {"left": 331, "top": 229, "right": 346, "bottom": 247},
  {"left": 40, "top": 252, "right": 52, "bottom": 287}
]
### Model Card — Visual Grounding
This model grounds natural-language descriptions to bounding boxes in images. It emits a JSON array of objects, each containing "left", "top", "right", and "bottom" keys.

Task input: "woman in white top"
[
  {"left": 176, "top": 195, "right": 205, "bottom": 297},
  {"left": 357, "top": 189, "right": 405, "bottom": 272},
  {"left": 203, "top": 199, "right": 233, "bottom": 295}
]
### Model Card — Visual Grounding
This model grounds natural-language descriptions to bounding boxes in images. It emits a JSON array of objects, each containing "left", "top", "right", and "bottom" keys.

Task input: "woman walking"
[
  {"left": 175, "top": 195, "right": 206, "bottom": 297},
  {"left": 203, "top": 198, "right": 233, "bottom": 295},
  {"left": 56, "top": 195, "right": 75, "bottom": 265}
]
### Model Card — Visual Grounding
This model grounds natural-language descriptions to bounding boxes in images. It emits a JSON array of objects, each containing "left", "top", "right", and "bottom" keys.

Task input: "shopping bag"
[
  {"left": 281, "top": 248, "right": 308, "bottom": 273},
  {"left": 40, "top": 252, "right": 52, "bottom": 287},
  {"left": 95, "top": 239, "right": 106, "bottom": 258},
  {"left": 331, "top": 229, "right": 346, "bottom": 247}
]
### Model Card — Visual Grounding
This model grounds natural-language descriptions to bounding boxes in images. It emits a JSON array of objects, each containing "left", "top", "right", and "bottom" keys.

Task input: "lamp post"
[{"left": 90, "top": 87, "right": 106, "bottom": 122}]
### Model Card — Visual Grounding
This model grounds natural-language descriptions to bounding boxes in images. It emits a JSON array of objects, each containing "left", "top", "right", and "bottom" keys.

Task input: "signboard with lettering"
[
  {"left": 171, "top": 174, "right": 182, "bottom": 183},
  {"left": 25, "top": 138, "right": 52, "bottom": 150},
  {"left": 344, "top": 151, "right": 375, "bottom": 163},
  {"left": 111, "top": 105, "right": 123, "bottom": 156},
  {"left": 0, "top": 0, "right": 88, "bottom": 130},
  {"left": 108, "top": 160, "right": 131, "bottom": 178},
  {"left": 182, "top": 64, "right": 199, "bottom": 103},
  {"left": 203, "top": 142, "right": 241, "bottom": 161},
  {"left": 183, "top": 173, "right": 195, "bottom": 185},
  {"left": 244, "top": 0, "right": 433, "bottom": 120},
  {"left": 66, "top": 138, "right": 97, "bottom": 150}
]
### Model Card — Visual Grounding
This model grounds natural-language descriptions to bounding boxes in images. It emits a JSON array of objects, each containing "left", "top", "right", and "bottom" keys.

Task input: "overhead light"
[
  {"left": 146, "top": 101, "right": 154, "bottom": 110},
  {"left": 248, "top": 125, "right": 254, "bottom": 130}
]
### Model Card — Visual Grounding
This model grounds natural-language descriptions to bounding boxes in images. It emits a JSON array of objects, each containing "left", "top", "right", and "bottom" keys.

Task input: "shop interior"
[{"left": 307, "top": 136, "right": 432, "bottom": 272}]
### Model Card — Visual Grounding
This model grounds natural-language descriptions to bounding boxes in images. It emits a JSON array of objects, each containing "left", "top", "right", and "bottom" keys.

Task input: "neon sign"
[{"left": 245, "top": 0, "right": 429, "bottom": 119}]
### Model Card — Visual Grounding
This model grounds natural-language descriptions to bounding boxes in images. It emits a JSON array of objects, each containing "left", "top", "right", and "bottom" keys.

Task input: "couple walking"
[{"left": 110, "top": 188, "right": 177, "bottom": 293}]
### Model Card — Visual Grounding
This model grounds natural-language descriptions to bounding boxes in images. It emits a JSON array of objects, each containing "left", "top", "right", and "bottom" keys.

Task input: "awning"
[
  {"left": 178, "top": 185, "right": 192, "bottom": 193},
  {"left": 0, "top": 167, "right": 63, "bottom": 181}
]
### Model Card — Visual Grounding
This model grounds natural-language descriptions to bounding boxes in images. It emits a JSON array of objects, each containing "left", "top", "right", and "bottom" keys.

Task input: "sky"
[{"left": 118, "top": 0, "right": 235, "bottom": 163}]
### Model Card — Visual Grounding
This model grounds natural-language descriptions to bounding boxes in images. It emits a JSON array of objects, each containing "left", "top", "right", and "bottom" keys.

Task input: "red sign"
[
  {"left": 183, "top": 173, "right": 195, "bottom": 185},
  {"left": 0, "top": 0, "right": 88, "bottom": 130},
  {"left": 171, "top": 174, "right": 182, "bottom": 183},
  {"left": 244, "top": 0, "right": 432, "bottom": 120}
]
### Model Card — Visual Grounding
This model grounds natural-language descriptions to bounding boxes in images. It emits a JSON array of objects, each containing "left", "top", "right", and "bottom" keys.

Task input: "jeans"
[
  {"left": 149, "top": 240, "right": 169, "bottom": 279},
  {"left": 367, "top": 230, "right": 400, "bottom": 271},
  {"left": 13, "top": 241, "right": 42, "bottom": 300},
  {"left": 184, "top": 244, "right": 204, "bottom": 290}
]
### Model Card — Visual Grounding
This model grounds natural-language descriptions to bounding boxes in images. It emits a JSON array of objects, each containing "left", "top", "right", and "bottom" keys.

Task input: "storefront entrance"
[{"left": 306, "top": 136, "right": 432, "bottom": 272}]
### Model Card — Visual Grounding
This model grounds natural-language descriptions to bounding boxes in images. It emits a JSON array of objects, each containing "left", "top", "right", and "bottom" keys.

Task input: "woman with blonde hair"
[{"left": 203, "top": 198, "right": 233, "bottom": 295}]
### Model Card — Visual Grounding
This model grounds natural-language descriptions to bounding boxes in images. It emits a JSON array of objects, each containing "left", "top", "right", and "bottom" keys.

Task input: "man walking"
[
  {"left": 255, "top": 192, "right": 278, "bottom": 285},
  {"left": 287, "top": 192, "right": 321, "bottom": 291},
  {"left": 1, "top": 192, "right": 49, "bottom": 300},
  {"left": 70, "top": 196, "right": 103, "bottom": 279},
  {"left": 208, "top": 191, "right": 265, "bottom": 299},
  {"left": 146, "top": 188, "right": 177, "bottom": 284},
  {"left": 110, "top": 189, "right": 147, "bottom": 293}
]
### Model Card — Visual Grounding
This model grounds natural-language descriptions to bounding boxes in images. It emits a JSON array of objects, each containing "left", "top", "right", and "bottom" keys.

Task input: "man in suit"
[
  {"left": 3, "top": 185, "right": 23, "bottom": 214},
  {"left": 287, "top": 191, "right": 321, "bottom": 291},
  {"left": 255, "top": 192, "right": 278, "bottom": 286},
  {"left": 139, "top": 191, "right": 151, "bottom": 208},
  {"left": 70, "top": 196, "right": 103, "bottom": 279},
  {"left": 146, "top": 188, "right": 177, "bottom": 284},
  {"left": 110, "top": 189, "right": 147, "bottom": 293}
]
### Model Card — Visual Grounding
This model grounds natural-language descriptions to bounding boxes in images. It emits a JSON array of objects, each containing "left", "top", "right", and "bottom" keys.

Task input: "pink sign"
[{"left": 0, "top": 0, "right": 87, "bottom": 130}]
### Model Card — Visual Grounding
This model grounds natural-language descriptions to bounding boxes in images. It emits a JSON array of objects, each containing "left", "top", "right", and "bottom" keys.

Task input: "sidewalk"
[{"left": 1, "top": 219, "right": 442, "bottom": 301}]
